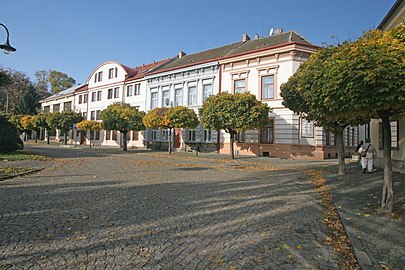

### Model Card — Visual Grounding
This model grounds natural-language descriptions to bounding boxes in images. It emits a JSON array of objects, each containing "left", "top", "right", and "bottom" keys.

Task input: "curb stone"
[{"left": 0, "top": 162, "right": 53, "bottom": 181}]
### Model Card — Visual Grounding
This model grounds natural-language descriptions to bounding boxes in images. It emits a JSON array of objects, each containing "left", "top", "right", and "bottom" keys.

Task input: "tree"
[
  {"left": 20, "top": 115, "right": 34, "bottom": 141},
  {"left": 76, "top": 120, "right": 102, "bottom": 148},
  {"left": 15, "top": 84, "right": 40, "bottom": 115},
  {"left": 48, "top": 111, "right": 83, "bottom": 145},
  {"left": 48, "top": 70, "right": 76, "bottom": 94},
  {"left": 280, "top": 45, "right": 369, "bottom": 176},
  {"left": 101, "top": 103, "right": 145, "bottom": 151},
  {"left": 337, "top": 24, "right": 405, "bottom": 212},
  {"left": 199, "top": 92, "right": 271, "bottom": 159},
  {"left": 34, "top": 70, "right": 51, "bottom": 99},
  {"left": 0, "top": 115, "right": 23, "bottom": 153},
  {"left": 32, "top": 112, "right": 52, "bottom": 144},
  {"left": 143, "top": 106, "right": 199, "bottom": 154},
  {"left": 281, "top": 24, "right": 404, "bottom": 212},
  {"left": 0, "top": 68, "right": 31, "bottom": 114}
]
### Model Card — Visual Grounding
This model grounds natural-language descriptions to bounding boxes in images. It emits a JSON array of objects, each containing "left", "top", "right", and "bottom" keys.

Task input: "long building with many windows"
[{"left": 40, "top": 30, "right": 361, "bottom": 159}]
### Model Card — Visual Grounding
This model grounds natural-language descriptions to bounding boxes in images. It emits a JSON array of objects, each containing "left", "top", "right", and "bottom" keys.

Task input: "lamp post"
[
  {"left": 165, "top": 98, "right": 174, "bottom": 154},
  {"left": 0, "top": 23, "right": 16, "bottom": 54}
]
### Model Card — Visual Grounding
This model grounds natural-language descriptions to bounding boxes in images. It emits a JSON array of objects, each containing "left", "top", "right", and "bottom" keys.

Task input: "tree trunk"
[
  {"left": 168, "top": 128, "right": 172, "bottom": 154},
  {"left": 334, "top": 129, "right": 346, "bottom": 176},
  {"left": 380, "top": 114, "right": 393, "bottom": 213},
  {"left": 64, "top": 132, "right": 68, "bottom": 145},
  {"left": 123, "top": 132, "right": 128, "bottom": 151},
  {"left": 230, "top": 132, "right": 235, "bottom": 159},
  {"left": 46, "top": 129, "right": 50, "bottom": 145}
]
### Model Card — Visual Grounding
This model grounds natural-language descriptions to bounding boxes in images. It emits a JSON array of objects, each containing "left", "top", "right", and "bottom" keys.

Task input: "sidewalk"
[{"left": 323, "top": 163, "right": 405, "bottom": 270}]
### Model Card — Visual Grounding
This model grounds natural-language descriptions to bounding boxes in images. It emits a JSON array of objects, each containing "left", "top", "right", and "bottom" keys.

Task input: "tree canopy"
[
  {"left": 101, "top": 103, "right": 145, "bottom": 151},
  {"left": 48, "top": 111, "right": 83, "bottom": 145},
  {"left": 143, "top": 106, "right": 199, "bottom": 154},
  {"left": 0, "top": 115, "right": 23, "bottom": 153},
  {"left": 199, "top": 92, "right": 271, "bottom": 159},
  {"left": 76, "top": 120, "right": 102, "bottom": 148},
  {"left": 15, "top": 84, "right": 40, "bottom": 115}
]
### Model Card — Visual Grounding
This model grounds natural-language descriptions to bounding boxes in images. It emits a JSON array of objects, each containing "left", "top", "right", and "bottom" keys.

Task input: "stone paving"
[
  {"left": 323, "top": 163, "right": 405, "bottom": 270},
  {"left": 1, "top": 144, "right": 340, "bottom": 269}
]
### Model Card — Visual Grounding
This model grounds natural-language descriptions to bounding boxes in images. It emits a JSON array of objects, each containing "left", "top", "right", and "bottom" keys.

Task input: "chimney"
[
  {"left": 178, "top": 51, "right": 186, "bottom": 58},
  {"left": 242, "top": 34, "right": 251, "bottom": 42},
  {"left": 254, "top": 33, "right": 260, "bottom": 40}
]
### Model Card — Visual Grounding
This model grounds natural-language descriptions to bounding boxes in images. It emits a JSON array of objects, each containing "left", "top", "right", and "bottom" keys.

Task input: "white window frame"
[
  {"left": 151, "top": 92, "right": 158, "bottom": 109},
  {"left": 188, "top": 86, "right": 197, "bottom": 106}
]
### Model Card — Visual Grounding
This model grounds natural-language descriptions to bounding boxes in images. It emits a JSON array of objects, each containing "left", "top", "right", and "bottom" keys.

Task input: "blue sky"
[{"left": 1, "top": 0, "right": 396, "bottom": 84}]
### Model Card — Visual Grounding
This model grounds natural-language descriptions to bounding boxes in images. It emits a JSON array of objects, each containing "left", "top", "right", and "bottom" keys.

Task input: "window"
[
  {"left": 151, "top": 92, "right": 158, "bottom": 109},
  {"left": 162, "top": 90, "right": 170, "bottom": 107},
  {"left": 112, "top": 130, "right": 117, "bottom": 140},
  {"left": 84, "top": 94, "right": 88, "bottom": 103},
  {"left": 203, "top": 130, "right": 212, "bottom": 142},
  {"left": 236, "top": 131, "right": 245, "bottom": 143},
  {"left": 43, "top": 106, "right": 50, "bottom": 112},
  {"left": 97, "top": 71, "right": 103, "bottom": 82},
  {"left": 379, "top": 121, "right": 399, "bottom": 149},
  {"left": 108, "top": 89, "right": 113, "bottom": 99},
  {"left": 234, "top": 79, "right": 245, "bottom": 94},
  {"left": 78, "top": 95, "right": 83, "bottom": 104},
  {"left": 53, "top": 104, "right": 60, "bottom": 112},
  {"left": 203, "top": 84, "right": 213, "bottom": 101},
  {"left": 108, "top": 68, "right": 114, "bottom": 79},
  {"left": 106, "top": 130, "right": 111, "bottom": 140},
  {"left": 96, "top": 110, "right": 101, "bottom": 120},
  {"left": 63, "top": 102, "right": 72, "bottom": 112},
  {"left": 97, "top": 91, "right": 102, "bottom": 101},
  {"left": 134, "top": 84, "right": 140, "bottom": 95},
  {"left": 83, "top": 112, "right": 87, "bottom": 119},
  {"left": 91, "top": 92, "right": 96, "bottom": 102},
  {"left": 175, "top": 88, "right": 183, "bottom": 106},
  {"left": 162, "top": 129, "right": 169, "bottom": 141},
  {"left": 94, "top": 73, "right": 97, "bottom": 83},
  {"left": 132, "top": 130, "right": 139, "bottom": 141},
  {"left": 260, "top": 120, "right": 274, "bottom": 144},
  {"left": 301, "top": 119, "right": 314, "bottom": 138},
  {"left": 352, "top": 128, "right": 356, "bottom": 147},
  {"left": 126, "top": 132, "right": 131, "bottom": 141},
  {"left": 188, "top": 86, "right": 197, "bottom": 105},
  {"left": 114, "top": 87, "right": 119, "bottom": 98},
  {"left": 90, "top": 130, "right": 94, "bottom": 140},
  {"left": 325, "top": 130, "right": 330, "bottom": 146},
  {"left": 365, "top": 123, "right": 370, "bottom": 140},
  {"left": 95, "top": 131, "right": 100, "bottom": 140},
  {"left": 346, "top": 127, "right": 350, "bottom": 147},
  {"left": 90, "top": 111, "right": 95, "bottom": 120},
  {"left": 151, "top": 130, "right": 157, "bottom": 141},
  {"left": 261, "top": 75, "right": 274, "bottom": 99},
  {"left": 115, "top": 67, "right": 118, "bottom": 78},
  {"left": 188, "top": 129, "right": 196, "bottom": 141},
  {"left": 127, "top": 85, "right": 133, "bottom": 97}
]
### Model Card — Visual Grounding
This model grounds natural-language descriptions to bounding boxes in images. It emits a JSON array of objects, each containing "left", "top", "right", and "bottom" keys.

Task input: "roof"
[
  {"left": 41, "top": 84, "right": 85, "bottom": 102},
  {"left": 126, "top": 58, "right": 175, "bottom": 81},
  {"left": 148, "top": 30, "right": 314, "bottom": 75},
  {"left": 378, "top": 0, "right": 405, "bottom": 30}
]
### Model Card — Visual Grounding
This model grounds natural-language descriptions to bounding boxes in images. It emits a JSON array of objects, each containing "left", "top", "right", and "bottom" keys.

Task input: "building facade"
[{"left": 40, "top": 30, "right": 362, "bottom": 160}]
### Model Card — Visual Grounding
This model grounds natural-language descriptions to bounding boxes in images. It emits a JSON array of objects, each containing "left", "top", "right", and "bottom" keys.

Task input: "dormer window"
[
  {"left": 95, "top": 71, "right": 103, "bottom": 82},
  {"left": 108, "top": 68, "right": 114, "bottom": 79}
]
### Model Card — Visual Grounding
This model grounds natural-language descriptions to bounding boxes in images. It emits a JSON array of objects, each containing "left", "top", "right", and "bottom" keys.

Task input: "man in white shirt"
[{"left": 358, "top": 138, "right": 377, "bottom": 173}]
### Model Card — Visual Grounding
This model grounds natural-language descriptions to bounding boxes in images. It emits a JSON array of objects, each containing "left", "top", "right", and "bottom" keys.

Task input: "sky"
[{"left": 0, "top": 0, "right": 396, "bottom": 85}]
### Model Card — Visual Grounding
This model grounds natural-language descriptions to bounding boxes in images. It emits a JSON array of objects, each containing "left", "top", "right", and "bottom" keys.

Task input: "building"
[{"left": 40, "top": 30, "right": 361, "bottom": 159}]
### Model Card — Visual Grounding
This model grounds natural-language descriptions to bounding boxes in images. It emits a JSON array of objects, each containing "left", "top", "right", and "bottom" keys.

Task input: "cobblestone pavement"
[
  {"left": 323, "top": 163, "right": 405, "bottom": 270},
  {"left": 0, "top": 144, "right": 341, "bottom": 269}
]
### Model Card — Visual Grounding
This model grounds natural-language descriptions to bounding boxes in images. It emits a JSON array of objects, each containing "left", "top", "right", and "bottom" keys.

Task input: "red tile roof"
[{"left": 125, "top": 58, "right": 175, "bottom": 81}]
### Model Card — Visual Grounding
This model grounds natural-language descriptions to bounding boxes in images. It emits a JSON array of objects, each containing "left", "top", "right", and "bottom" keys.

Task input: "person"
[
  {"left": 355, "top": 140, "right": 364, "bottom": 167},
  {"left": 358, "top": 138, "right": 377, "bottom": 173}
]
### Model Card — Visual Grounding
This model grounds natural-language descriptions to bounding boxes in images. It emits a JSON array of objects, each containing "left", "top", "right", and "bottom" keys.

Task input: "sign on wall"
[{"left": 301, "top": 118, "right": 314, "bottom": 138}]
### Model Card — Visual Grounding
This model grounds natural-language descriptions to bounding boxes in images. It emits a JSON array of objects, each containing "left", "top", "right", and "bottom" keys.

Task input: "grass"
[
  {"left": 0, "top": 167, "right": 33, "bottom": 177},
  {"left": 0, "top": 151, "right": 50, "bottom": 161}
]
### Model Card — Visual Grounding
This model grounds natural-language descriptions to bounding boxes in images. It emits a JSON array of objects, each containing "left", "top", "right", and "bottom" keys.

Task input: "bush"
[{"left": 0, "top": 115, "right": 23, "bottom": 153}]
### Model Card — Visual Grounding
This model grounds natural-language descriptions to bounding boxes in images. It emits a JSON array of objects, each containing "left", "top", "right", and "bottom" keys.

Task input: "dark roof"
[
  {"left": 149, "top": 31, "right": 314, "bottom": 75},
  {"left": 41, "top": 84, "right": 86, "bottom": 102}
]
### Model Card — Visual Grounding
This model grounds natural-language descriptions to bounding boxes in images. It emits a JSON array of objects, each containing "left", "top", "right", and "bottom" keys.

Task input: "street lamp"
[{"left": 0, "top": 23, "right": 16, "bottom": 54}]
